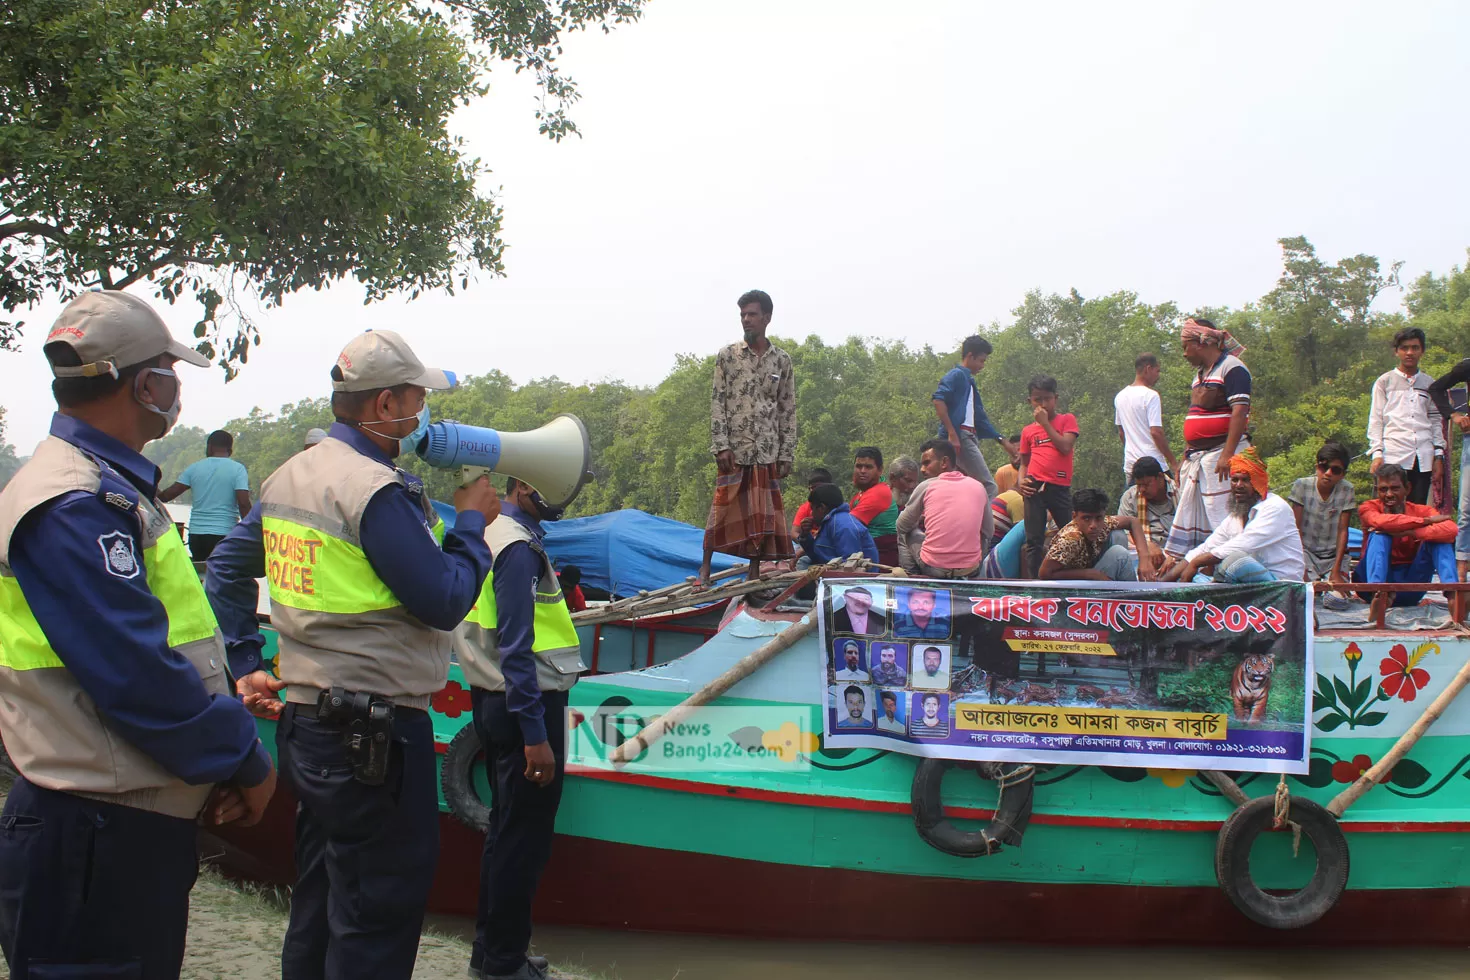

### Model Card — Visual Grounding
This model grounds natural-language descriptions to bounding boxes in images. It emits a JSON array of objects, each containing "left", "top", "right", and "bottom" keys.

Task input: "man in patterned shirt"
[
  {"left": 1039, "top": 488, "right": 1157, "bottom": 582},
  {"left": 700, "top": 290, "right": 797, "bottom": 584}
]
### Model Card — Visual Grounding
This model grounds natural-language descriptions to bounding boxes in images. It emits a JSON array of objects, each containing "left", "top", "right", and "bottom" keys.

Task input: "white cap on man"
[
  {"left": 44, "top": 291, "right": 211, "bottom": 378},
  {"left": 303, "top": 428, "right": 328, "bottom": 449},
  {"left": 330, "top": 330, "right": 456, "bottom": 392}
]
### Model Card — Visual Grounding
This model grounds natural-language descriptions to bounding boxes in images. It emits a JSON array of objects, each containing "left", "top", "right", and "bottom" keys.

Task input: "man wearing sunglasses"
[{"left": 1288, "top": 441, "right": 1356, "bottom": 592}]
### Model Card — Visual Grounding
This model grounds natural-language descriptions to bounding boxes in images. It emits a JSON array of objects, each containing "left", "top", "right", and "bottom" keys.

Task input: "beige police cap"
[
  {"left": 44, "top": 291, "right": 212, "bottom": 378},
  {"left": 331, "top": 330, "right": 455, "bottom": 392}
]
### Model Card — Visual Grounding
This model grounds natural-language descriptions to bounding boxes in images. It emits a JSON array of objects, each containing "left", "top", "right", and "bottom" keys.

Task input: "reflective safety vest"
[
  {"left": 0, "top": 436, "right": 231, "bottom": 819},
  {"left": 258, "top": 435, "right": 450, "bottom": 708},
  {"left": 455, "top": 514, "right": 585, "bottom": 694}
]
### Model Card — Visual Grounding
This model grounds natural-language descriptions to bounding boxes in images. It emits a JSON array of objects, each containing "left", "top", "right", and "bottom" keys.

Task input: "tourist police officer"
[
  {"left": 456, "top": 476, "right": 587, "bottom": 980},
  {"left": 205, "top": 330, "right": 498, "bottom": 980},
  {"left": 0, "top": 292, "right": 276, "bottom": 979}
]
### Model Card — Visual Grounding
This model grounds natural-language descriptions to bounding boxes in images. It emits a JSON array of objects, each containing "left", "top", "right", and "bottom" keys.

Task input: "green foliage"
[
  {"left": 0, "top": 0, "right": 643, "bottom": 372},
  {"left": 0, "top": 408, "right": 21, "bottom": 490},
  {"left": 142, "top": 425, "right": 208, "bottom": 487}
]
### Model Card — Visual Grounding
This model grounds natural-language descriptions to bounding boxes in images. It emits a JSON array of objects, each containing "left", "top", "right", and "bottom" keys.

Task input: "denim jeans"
[
  {"left": 1353, "top": 531, "right": 1458, "bottom": 606},
  {"left": 1213, "top": 551, "right": 1279, "bottom": 584}
]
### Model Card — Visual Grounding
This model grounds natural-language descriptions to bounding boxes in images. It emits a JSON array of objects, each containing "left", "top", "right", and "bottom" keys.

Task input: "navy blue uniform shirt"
[
  {"left": 489, "top": 501, "right": 552, "bottom": 745},
  {"left": 7, "top": 414, "right": 271, "bottom": 788},
  {"left": 205, "top": 422, "right": 492, "bottom": 679}
]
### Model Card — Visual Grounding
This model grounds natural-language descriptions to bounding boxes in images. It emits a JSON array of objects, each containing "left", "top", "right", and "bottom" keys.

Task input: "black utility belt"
[{"left": 313, "top": 686, "right": 419, "bottom": 786}]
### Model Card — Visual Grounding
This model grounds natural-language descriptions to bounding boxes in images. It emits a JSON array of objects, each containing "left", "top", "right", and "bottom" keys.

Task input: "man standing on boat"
[
  {"left": 205, "top": 330, "right": 498, "bottom": 980},
  {"left": 700, "top": 289, "right": 797, "bottom": 585},
  {"left": 455, "top": 476, "right": 588, "bottom": 980},
  {"left": 0, "top": 293, "right": 276, "bottom": 978}
]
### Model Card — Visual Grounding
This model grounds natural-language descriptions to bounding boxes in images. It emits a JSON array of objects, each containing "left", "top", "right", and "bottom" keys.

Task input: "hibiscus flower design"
[
  {"left": 1330, "top": 754, "right": 1391, "bottom": 784},
  {"left": 1146, "top": 768, "right": 1196, "bottom": 788},
  {"left": 1380, "top": 643, "right": 1432, "bottom": 702},
  {"left": 432, "top": 679, "right": 471, "bottom": 718},
  {"left": 761, "top": 721, "right": 820, "bottom": 763}
]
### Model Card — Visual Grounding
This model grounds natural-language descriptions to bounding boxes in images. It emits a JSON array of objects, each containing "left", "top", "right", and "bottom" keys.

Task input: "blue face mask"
[{"left": 402, "top": 402, "right": 431, "bottom": 455}]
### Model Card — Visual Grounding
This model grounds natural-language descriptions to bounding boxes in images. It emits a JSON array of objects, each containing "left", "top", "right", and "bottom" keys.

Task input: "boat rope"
[{"left": 1273, "top": 773, "right": 1302, "bottom": 857}]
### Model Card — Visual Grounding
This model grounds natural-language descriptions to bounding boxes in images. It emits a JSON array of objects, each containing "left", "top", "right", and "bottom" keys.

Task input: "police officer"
[
  {"left": 206, "top": 330, "right": 498, "bottom": 979},
  {"left": 456, "top": 476, "right": 586, "bottom": 980},
  {"left": 0, "top": 292, "right": 277, "bottom": 978}
]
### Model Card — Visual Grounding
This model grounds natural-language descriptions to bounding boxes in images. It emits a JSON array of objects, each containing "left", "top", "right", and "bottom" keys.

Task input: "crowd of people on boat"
[{"left": 704, "top": 290, "right": 1470, "bottom": 605}]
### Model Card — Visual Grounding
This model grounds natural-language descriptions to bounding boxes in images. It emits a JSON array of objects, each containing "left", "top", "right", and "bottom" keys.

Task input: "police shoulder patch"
[
  {"left": 97, "top": 530, "right": 140, "bottom": 579},
  {"left": 103, "top": 491, "right": 134, "bottom": 512}
]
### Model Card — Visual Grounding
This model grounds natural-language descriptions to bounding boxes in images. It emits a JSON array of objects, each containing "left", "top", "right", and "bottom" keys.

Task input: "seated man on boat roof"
[
  {"left": 1353, "top": 463, "right": 1458, "bottom": 606},
  {"left": 796, "top": 483, "right": 879, "bottom": 566},
  {"left": 896, "top": 438, "right": 987, "bottom": 580},
  {"left": 1039, "top": 488, "right": 1157, "bottom": 582},
  {"left": 1162, "top": 448, "right": 1305, "bottom": 584}
]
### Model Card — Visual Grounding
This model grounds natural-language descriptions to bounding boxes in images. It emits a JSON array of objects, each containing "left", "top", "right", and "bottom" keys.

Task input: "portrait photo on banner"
[
  {"left": 830, "top": 683, "right": 874, "bottom": 730},
  {"left": 909, "top": 691, "right": 951, "bottom": 739},
  {"left": 875, "top": 688, "right": 907, "bottom": 734},
  {"left": 867, "top": 640, "right": 909, "bottom": 687},
  {"left": 909, "top": 643, "right": 951, "bottom": 691},
  {"left": 829, "top": 582, "right": 891, "bottom": 637},
  {"left": 894, "top": 585, "right": 951, "bottom": 639},
  {"left": 832, "top": 638, "right": 871, "bottom": 682}
]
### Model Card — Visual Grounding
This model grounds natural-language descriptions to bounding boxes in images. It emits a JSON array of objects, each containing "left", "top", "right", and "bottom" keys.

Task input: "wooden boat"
[{"left": 207, "top": 571, "right": 1470, "bottom": 946}]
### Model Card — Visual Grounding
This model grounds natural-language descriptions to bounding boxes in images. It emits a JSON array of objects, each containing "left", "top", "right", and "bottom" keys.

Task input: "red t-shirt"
[
  {"left": 1020, "top": 413, "right": 1079, "bottom": 486},
  {"left": 791, "top": 500, "right": 812, "bottom": 535}
]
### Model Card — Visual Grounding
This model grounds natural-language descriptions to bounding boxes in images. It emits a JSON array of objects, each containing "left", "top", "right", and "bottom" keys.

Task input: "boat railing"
[{"left": 1314, "top": 580, "right": 1470, "bottom": 631}]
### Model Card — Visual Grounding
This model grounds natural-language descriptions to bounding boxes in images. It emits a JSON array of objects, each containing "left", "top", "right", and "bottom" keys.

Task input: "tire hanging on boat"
[
  {"left": 1214, "top": 795, "right": 1349, "bottom": 929},
  {"left": 442, "top": 722, "right": 492, "bottom": 833},
  {"left": 910, "top": 759, "right": 1035, "bottom": 857}
]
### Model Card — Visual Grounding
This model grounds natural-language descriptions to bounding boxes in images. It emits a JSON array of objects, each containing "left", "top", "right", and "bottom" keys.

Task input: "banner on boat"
[{"left": 817, "top": 579, "right": 1313, "bottom": 773}]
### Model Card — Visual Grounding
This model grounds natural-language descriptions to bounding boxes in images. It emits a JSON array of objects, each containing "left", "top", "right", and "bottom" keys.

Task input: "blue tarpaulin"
[{"left": 430, "top": 503, "right": 741, "bottom": 597}]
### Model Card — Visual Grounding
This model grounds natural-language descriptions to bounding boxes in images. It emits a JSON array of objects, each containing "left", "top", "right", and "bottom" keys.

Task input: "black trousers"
[
  {"left": 472, "top": 688, "right": 569, "bottom": 977},
  {"left": 0, "top": 776, "right": 198, "bottom": 979},
  {"left": 1406, "top": 459, "right": 1433, "bottom": 506},
  {"left": 189, "top": 533, "right": 225, "bottom": 562},
  {"left": 1023, "top": 480, "right": 1073, "bottom": 578},
  {"left": 278, "top": 704, "right": 439, "bottom": 980}
]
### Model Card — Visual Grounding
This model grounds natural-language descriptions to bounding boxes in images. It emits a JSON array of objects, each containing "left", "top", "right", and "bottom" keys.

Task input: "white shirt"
[
  {"left": 877, "top": 714, "right": 904, "bottom": 733},
  {"left": 1114, "top": 385, "right": 1166, "bottom": 474},
  {"left": 1368, "top": 368, "right": 1443, "bottom": 469},
  {"left": 1185, "top": 493, "right": 1305, "bottom": 581},
  {"left": 962, "top": 387, "right": 975, "bottom": 428},
  {"left": 834, "top": 668, "right": 871, "bottom": 683}
]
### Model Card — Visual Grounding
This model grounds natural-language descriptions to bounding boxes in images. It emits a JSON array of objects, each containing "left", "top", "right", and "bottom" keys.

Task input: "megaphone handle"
[{"left": 460, "top": 465, "right": 491, "bottom": 488}]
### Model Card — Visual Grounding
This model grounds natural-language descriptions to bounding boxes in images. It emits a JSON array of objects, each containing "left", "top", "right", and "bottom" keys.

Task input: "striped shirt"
[{"left": 1183, "top": 352, "right": 1251, "bottom": 449}]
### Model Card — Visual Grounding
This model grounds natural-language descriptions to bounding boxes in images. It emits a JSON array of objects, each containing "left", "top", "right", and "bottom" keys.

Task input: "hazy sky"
[{"left": 3, "top": 0, "right": 1468, "bottom": 450}]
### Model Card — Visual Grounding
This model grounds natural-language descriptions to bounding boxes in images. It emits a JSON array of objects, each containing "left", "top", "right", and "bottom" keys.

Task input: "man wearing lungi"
[
  {"left": 1164, "top": 317, "right": 1253, "bottom": 560},
  {"left": 700, "top": 289, "right": 797, "bottom": 584}
]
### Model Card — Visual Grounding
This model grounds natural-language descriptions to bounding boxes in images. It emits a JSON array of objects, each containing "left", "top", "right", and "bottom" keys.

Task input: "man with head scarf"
[
  {"left": 1164, "top": 317, "right": 1254, "bottom": 561},
  {"left": 1163, "top": 448, "right": 1304, "bottom": 583}
]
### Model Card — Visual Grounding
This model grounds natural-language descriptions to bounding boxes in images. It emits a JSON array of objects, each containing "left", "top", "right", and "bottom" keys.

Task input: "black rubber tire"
[
  {"left": 911, "top": 758, "right": 1034, "bottom": 858},
  {"left": 1214, "top": 795, "right": 1350, "bottom": 929},
  {"left": 441, "top": 722, "right": 491, "bottom": 833}
]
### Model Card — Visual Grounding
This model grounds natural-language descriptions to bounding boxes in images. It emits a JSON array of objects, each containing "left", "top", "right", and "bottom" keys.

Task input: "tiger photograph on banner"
[{"left": 816, "top": 578, "right": 1313, "bottom": 774}]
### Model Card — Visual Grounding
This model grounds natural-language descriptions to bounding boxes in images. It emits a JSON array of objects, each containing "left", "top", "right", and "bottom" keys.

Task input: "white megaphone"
[{"left": 416, "top": 414, "right": 593, "bottom": 510}]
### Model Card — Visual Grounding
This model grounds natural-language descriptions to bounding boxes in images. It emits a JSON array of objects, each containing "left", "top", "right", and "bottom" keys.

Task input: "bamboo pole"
[
  {"left": 1327, "top": 655, "right": 1470, "bottom": 818},
  {"left": 611, "top": 612, "right": 819, "bottom": 764},
  {"left": 1200, "top": 769, "right": 1250, "bottom": 807}
]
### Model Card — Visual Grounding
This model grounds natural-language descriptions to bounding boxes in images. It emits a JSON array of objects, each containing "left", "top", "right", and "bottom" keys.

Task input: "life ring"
[
  {"left": 441, "top": 722, "right": 491, "bottom": 833},
  {"left": 1214, "top": 795, "right": 1349, "bottom": 929},
  {"left": 910, "top": 759, "right": 1035, "bottom": 857}
]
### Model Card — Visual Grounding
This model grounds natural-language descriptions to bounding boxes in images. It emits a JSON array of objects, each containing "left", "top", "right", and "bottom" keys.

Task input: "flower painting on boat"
[
  {"left": 1313, "top": 640, "right": 1447, "bottom": 735},
  {"left": 817, "top": 579, "right": 1313, "bottom": 775}
]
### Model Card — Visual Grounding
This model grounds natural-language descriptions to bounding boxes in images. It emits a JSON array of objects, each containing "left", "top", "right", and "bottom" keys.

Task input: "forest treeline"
[{"left": 8, "top": 238, "right": 1470, "bottom": 524}]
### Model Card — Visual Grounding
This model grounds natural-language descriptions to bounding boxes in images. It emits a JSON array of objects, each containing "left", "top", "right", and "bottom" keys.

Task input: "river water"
[{"left": 428, "top": 919, "right": 1470, "bottom": 979}]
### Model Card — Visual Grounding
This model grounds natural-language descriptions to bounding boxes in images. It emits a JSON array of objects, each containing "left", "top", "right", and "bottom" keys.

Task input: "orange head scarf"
[{"left": 1228, "top": 447, "right": 1269, "bottom": 499}]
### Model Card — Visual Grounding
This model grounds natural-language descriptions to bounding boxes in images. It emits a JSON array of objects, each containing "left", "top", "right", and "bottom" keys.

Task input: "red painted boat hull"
[{"left": 206, "top": 787, "right": 1470, "bottom": 946}]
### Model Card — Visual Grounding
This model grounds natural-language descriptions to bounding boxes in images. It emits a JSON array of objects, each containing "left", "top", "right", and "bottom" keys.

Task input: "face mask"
[
  {"left": 136, "top": 368, "right": 182, "bottom": 436},
  {"left": 360, "top": 401, "right": 430, "bottom": 456}
]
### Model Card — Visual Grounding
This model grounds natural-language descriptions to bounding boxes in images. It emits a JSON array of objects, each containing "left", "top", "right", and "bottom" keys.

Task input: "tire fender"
[
  {"left": 441, "top": 722, "right": 491, "bottom": 833},
  {"left": 1214, "top": 795, "right": 1350, "bottom": 929},
  {"left": 910, "top": 759, "right": 1035, "bottom": 858}
]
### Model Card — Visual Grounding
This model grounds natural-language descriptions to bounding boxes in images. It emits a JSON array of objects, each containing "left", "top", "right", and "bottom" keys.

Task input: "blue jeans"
[
  {"left": 1190, "top": 551, "right": 1279, "bottom": 585},
  {"left": 1353, "top": 532, "right": 1458, "bottom": 606},
  {"left": 1458, "top": 434, "right": 1470, "bottom": 562}
]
